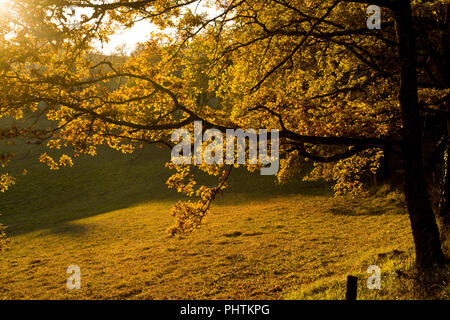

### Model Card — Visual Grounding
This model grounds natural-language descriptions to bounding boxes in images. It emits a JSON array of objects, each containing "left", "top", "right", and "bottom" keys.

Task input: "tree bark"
[
  {"left": 393, "top": 0, "right": 444, "bottom": 270},
  {"left": 438, "top": 119, "right": 449, "bottom": 242}
]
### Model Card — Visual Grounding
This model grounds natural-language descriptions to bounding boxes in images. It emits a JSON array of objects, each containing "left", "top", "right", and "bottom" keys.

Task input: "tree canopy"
[{"left": 0, "top": 0, "right": 448, "bottom": 269}]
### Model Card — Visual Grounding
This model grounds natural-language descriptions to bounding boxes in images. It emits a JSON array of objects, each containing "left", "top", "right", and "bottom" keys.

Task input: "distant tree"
[{"left": 0, "top": 0, "right": 448, "bottom": 270}]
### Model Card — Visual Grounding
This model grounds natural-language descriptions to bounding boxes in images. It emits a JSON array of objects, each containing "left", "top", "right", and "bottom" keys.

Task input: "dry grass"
[
  {"left": 0, "top": 192, "right": 417, "bottom": 299},
  {"left": 0, "top": 145, "right": 447, "bottom": 300}
]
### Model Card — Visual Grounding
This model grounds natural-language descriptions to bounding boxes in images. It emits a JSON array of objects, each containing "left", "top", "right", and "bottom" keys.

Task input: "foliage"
[{"left": 0, "top": 0, "right": 448, "bottom": 237}]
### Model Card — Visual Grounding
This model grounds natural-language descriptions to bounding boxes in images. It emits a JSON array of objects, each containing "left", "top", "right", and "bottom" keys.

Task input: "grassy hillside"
[{"left": 0, "top": 142, "right": 447, "bottom": 299}]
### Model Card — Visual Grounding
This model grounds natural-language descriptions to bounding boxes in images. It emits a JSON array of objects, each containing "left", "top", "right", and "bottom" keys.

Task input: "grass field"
[{"left": 0, "top": 142, "right": 447, "bottom": 299}]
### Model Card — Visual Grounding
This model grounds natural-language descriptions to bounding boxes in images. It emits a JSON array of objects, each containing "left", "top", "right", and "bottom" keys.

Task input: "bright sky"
[
  {"left": 0, "top": 0, "right": 219, "bottom": 55},
  {"left": 94, "top": 20, "right": 157, "bottom": 55},
  {"left": 92, "top": 2, "right": 220, "bottom": 55},
  {"left": 0, "top": 0, "right": 9, "bottom": 13}
]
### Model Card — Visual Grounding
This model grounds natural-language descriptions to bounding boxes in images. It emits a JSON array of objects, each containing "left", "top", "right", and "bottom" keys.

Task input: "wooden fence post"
[{"left": 346, "top": 275, "right": 358, "bottom": 300}]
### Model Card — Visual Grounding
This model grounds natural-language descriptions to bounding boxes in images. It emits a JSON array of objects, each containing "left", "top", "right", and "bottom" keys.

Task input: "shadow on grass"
[
  {"left": 0, "top": 145, "right": 332, "bottom": 237},
  {"left": 329, "top": 195, "right": 407, "bottom": 216},
  {"left": 47, "top": 222, "right": 91, "bottom": 235}
]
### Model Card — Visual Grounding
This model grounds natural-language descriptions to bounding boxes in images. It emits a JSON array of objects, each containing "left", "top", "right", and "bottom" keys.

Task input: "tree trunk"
[
  {"left": 393, "top": 0, "right": 444, "bottom": 270},
  {"left": 438, "top": 119, "right": 449, "bottom": 242}
]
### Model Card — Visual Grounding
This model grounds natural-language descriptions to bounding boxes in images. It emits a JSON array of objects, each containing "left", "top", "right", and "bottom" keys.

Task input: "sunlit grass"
[
  {"left": 0, "top": 144, "right": 446, "bottom": 299},
  {"left": 0, "top": 192, "right": 416, "bottom": 299}
]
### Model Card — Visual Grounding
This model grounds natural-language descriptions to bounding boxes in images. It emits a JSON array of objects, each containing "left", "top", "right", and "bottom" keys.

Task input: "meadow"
[{"left": 0, "top": 142, "right": 447, "bottom": 299}]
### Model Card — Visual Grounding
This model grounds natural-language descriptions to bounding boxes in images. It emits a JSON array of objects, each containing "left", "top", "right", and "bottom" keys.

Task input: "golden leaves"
[
  {"left": 39, "top": 153, "right": 74, "bottom": 170},
  {"left": 0, "top": 173, "right": 14, "bottom": 192},
  {"left": 165, "top": 161, "right": 230, "bottom": 235}
]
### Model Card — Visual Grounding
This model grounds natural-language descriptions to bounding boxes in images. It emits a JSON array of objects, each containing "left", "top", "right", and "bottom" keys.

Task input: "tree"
[{"left": 0, "top": 0, "right": 448, "bottom": 270}]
